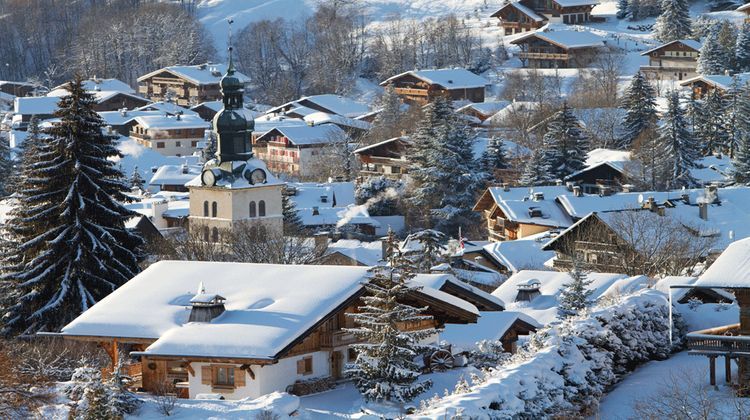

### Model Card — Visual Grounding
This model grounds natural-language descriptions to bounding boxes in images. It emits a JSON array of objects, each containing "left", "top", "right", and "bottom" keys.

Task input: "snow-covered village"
[{"left": 3, "top": 0, "right": 750, "bottom": 418}]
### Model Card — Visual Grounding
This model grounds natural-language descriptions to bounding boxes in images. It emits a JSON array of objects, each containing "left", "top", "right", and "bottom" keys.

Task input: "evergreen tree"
[
  {"left": 345, "top": 230, "right": 435, "bottom": 403},
  {"left": 717, "top": 20, "right": 739, "bottom": 71},
  {"left": 480, "top": 137, "right": 509, "bottom": 181},
  {"left": 736, "top": 22, "right": 750, "bottom": 72},
  {"left": 7, "top": 116, "right": 43, "bottom": 196},
  {"left": 685, "top": 95, "right": 705, "bottom": 134},
  {"left": 618, "top": 72, "right": 658, "bottom": 150},
  {"left": 129, "top": 166, "right": 145, "bottom": 191},
  {"left": 616, "top": 0, "right": 630, "bottom": 18},
  {"left": 557, "top": 258, "right": 594, "bottom": 318},
  {"left": 725, "top": 76, "right": 744, "bottom": 157},
  {"left": 520, "top": 148, "right": 554, "bottom": 186},
  {"left": 658, "top": 91, "right": 701, "bottom": 189},
  {"left": 408, "top": 96, "right": 483, "bottom": 234},
  {"left": 632, "top": 126, "right": 665, "bottom": 190},
  {"left": 0, "top": 77, "right": 143, "bottom": 336},
  {"left": 201, "top": 129, "right": 217, "bottom": 163},
  {"left": 540, "top": 103, "right": 590, "bottom": 180},
  {"left": 654, "top": 0, "right": 692, "bottom": 42},
  {"left": 354, "top": 176, "right": 403, "bottom": 217},
  {"left": 696, "top": 88, "right": 728, "bottom": 155},
  {"left": 698, "top": 23, "right": 729, "bottom": 75},
  {"left": 403, "top": 229, "right": 448, "bottom": 273},
  {"left": 282, "top": 189, "right": 304, "bottom": 235},
  {"left": 733, "top": 84, "right": 750, "bottom": 183}
]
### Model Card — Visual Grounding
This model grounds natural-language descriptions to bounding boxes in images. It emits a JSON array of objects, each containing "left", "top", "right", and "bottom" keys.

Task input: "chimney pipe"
[{"left": 699, "top": 202, "right": 708, "bottom": 220}]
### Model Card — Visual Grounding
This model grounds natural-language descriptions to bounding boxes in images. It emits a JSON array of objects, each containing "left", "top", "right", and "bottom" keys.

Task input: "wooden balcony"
[
  {"left": 138, "top": 85, "right": 149, "bottom": 94},
  {"left": 518, "top": 52, "right": 569, "bottom": 61},
  {"left": 687, "top": 324, "right": 750, "bottom": 356},
  {"left": 394, "top": 87, "right": 429, "bottom": 97},
  {"left": 321, "top": 331, "right": 358, "bottom": 348}
]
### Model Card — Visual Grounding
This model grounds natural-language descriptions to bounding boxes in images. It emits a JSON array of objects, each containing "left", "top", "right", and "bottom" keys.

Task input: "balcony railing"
[
  {"left": 321, "top": 331, "right": 359, "bottom": 348},
  {"left": 686, "top": 324, "right": 750, "bottom": 355},
  {"left": 394, "top": 87, "right": 429, "bottom": 97},
  {"left": 518, "top": 52, "right": 569, "bottom": 61}
]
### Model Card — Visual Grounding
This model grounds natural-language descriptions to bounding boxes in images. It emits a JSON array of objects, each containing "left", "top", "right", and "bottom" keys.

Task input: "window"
[
  {"left": 249, "top": 201, "right": 256, "bottom": 218},
  {"left": 211, "top": 227, "right": 219, "bottom": 243},
  {"left": 258, "top": 200, "right": 266, "bottom": 217},
  {"left": 211, "top": 202, "right": 218, "bottom": 217},
  {"left": 203, "top": 226, "right": 209, "bottom": 242},
  {"left": 176, "top": 141, "right": 182, "bottom": 148},
  {"left": 156, "top": 142, "right": 165, "bottom": 149},
  {"left": 214, "top": 366, "right": 235, "bottom": 387},
  {"left": 296, "top": 356, "right": 313, "bottom": 375},
  {"left": 192, "top": 141, "right": 198, "bottom": 147},
  {"left": 203, "top": 201, "right": 209, "bottom": 217}
]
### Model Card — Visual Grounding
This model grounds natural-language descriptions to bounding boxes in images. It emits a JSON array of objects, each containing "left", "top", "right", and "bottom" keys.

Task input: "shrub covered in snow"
[
  {"left": 419, "top": 290, "right": 685, "bottom": 418},
  {"left": 65, "top": 366, "right": 140, "bottom": 420}
]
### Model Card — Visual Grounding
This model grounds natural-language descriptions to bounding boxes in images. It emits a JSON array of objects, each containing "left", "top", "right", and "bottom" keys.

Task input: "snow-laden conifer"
[
  {"left": 618, "top": 72, "right": 658, "bottom": 150},
  {"left": 736, "top": 22, "right": 750, "bottom": 72},
  {"left": 557, "top": 258, "right": 594, "bottom": 318},
  {"left": 540, "top": 103, "right": 590, "bottom": 180},
  {"left": 520, "top": 148, "right": 554, "bottom": 186},
  {"left": 658, "top": 91, "right": 701, "bottom": 189},
  {"left": 654, "top": 0, "right": 692, "bottom": 42},
  {"left": 733, "top": 84, "right": 750, "bottom": 183}
]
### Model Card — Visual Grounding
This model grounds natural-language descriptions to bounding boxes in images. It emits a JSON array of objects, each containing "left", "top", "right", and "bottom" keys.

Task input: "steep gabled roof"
[
  {"left": 491, "top": 1, "right": 546, "bottom": 22},
  {"left": 512, "top": 30, "right": 606, "bottom": 49},
  {"left": 381, "top": 68, "right": 489, "bottom": 90},
  {"left": 255, "top": 123, "right": 349, "bottom": 146},
  {"left": 137, "top": 63, "right": 250, "bottom": 86},
  {"left": 641, "top": 39, "right": 702, "bottom": 56},
  {"left": 679, "top": 72, "right": 750, "bottom": 91}
]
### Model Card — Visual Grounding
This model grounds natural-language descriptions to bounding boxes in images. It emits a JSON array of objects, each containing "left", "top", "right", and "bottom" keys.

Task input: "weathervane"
[{"left": 227, "top": 18, "right": 235, "bottom": 57}]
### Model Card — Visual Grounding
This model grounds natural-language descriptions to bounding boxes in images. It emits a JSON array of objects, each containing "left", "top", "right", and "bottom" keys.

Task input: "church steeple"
[{"left": 211, "top": 19, "right": 253, "bottom": 164}]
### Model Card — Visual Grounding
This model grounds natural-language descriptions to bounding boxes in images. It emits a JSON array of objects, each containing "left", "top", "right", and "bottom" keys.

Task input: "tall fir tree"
[
  {"left": 345, "top": 230, "right": 435, "bottom": 403},
  {"left": 698, "top": 23, "right": 729, "bottom": 75},
  {"left": 654, "top": 0, "right": 692, "bottom": 42},
  {"left": 717, "top": 20, "right": 739, "bottom": 72},
  {"left": 408, "top": 95, "right": 483, "bottom": 234},
  {"left": 129, "top": 166, "right": 145, "bottom": 191},
  {"left": 696, "top": 88, "right": 728, "bottom": 155},
  {"left": 736, "top": 22, "right": 750, "bottom": 72},
  {"left": 0, "top": 77, "right": 143, "bottom": 336},
  {"left": 632, "top": 126, "right": 665, "bottom": 190},
  {"left": 540, "top": 103, "right": 590, "bottom": 180},
  {"left": 725, "top": 76, "right": 744, "bottom": 158},
  {"left": 201, "top": 130, "right": 217, "bottom": 163},
  {"left": 658, "top": 91, "right": 701, "bottom": 189},
  {"left": 403, "top": 229, "right": 448, "bottom": 273},
  {"left": 480, "top": 137, "right": 509, "bottom": 182},
  {"left": 520, "top": 148, "right": 554, "bottom": 186},
  {"left": 616, "top": 0, "right": 630, "bottom": 18},
  {"left": 7, "top": 116, "right": 44, "bottom": 196},
  {"left": 618, "top": 71, "right": 658, "bottom": 150},
  {"left": 733, "top": 84, "right": 750, "bottom": 183},
  {"left": 557, "top": 258, "right": 594, "bottom": 318},
  {"left": 282, "top": 190, "right": 304, "bottom": 235}
]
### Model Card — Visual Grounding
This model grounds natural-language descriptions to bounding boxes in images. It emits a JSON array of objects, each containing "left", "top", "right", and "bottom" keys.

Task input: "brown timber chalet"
[
  {"left": 491, "top": 0, "right": 601, "bottom": 35},
  {"left": 137, "top": 63, "right": 250, "bottom": 106},
  {"left": 380, "top": 69, "right": 489, "bottom": 105},
  {"left": 640, "top": 39, "right": 702, "bottom": 82},
  {"left": 353, "top": 136, "right": 411, "bottom": 179},
  {"left": 511, "top": 30, "right": 607, "bottom": 68},
  {"left": 680, "top": 72, "right": 750, "bottom": 100},
  {"left": 50, "top": 262, "right": 478, "bottom": 400}
]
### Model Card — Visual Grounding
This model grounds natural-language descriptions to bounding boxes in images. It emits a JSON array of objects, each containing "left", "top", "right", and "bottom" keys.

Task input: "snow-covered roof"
[
  {"left": 381, "top": 68, "right": 489, "bottom": 90},
  {"left": 565, "top": 148, "right": 632, "bottom": 180},
  {"left": 137, "top": 101, "right": 198, "bottom": 116},
  {"left": 185, "top": 158, "right": 284, "bottom": 190},
  {"left": 641, "top": 39, "right": 702, "bottom": 56},
  {"left": 51, "top": 78, "right": 134, "bottom": 95},
  {"left": 325, "top": 239, "right": 384, "bottom": 266},
  {"left": 303, "top": 112, "right": 371, "bottom": 131},
  {"left": 512, "top": 30, "right": 606, "bottom": 49},
  {"left": 266, "top": 95, "right": 370, "bottom": 119},
  {"left": 138, "top": 63, "right": 250, "bottom": 86},
  {"left": 298, "top": 205, "right": 380, "bottom": 228},
  {"left": 488, "top": 185, "right": 571, "bottom": 203},
  {"left": 352, "top": 136, "right": 410, "bottom": 154},
  {"left": 482, "top": 101, "right": 539, "bottom": 127},
  {"left": 258, "top": 124, "right": 349, "bottom": 146},
  {"left": 553, "top": 0, "right": 599, "bottom": 6},
  {"left": 13, "top": 96, "right": 59, "bottom": 115},
  {"left": 477, "top": 186, "right": 573, "bottom": 228},
  {"left": 191, "top": 100, "right": 224, "bottom": 112},
  {"left": 696, "top": 237, "right": 750, "bottom": 289},
  {"left": 456, "top": 101, "right": 511, "bottom": 116},
  {"left": 111, "top": 137, "right": 201, "bottom": 185},
  {"left": 287, "top": 181, "right": 355, "bottom": 209},
  {"left": 680, "top": 72, "right": 750, "bottom": 90},
  {"left": 149, "top": 164, "right": 203, "bottom": 186},
  {"left": 738, "top": 2, "right": 750, "bottom": 12},
  {"left": 512, "top": 2, "right": 545, "bottom": 21},
  {"left": 134, "top": 113, "right": 210, "bottom": 130},
  {"left": 483, "top": 232, "right": 556, "bottom": 273},
  {"left": 98, "top": 110, "right": 162, "bottom": 126},
  {"left": 441, "top": 311, "right": 540, "bottom": 351},
  {"left": 61, "top": 261, "right": 476, "bottom": 360},
  {"left": 412, "top": 273, "right": 506, "bottom": 310},
  {"left": 252, "top": 117, "right": 308, "bottom": 135}
]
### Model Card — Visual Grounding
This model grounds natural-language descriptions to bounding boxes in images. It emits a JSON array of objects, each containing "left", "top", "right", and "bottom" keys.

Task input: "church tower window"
[
  {"left": 249, "top": 201, "right": 256, "bottom": 218},
  {"left": 259, "top": 200, "right": 266, "bottom": 217}
]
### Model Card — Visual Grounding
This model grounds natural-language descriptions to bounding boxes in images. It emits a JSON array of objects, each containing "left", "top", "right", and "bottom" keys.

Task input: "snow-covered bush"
[
  {"left": 65, "top": 366, "right": 140, "bottom": 420},
  {"left": 468, "top": 340, "right": 512, "bottom": 369},
  {"left": 419, "top": 290, "right": 684, "bottom": 417}
]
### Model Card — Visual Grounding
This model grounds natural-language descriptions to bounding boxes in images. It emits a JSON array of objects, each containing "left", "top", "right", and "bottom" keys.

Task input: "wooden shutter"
[
  {"left": 234, "top": 368, "right": 245, "bottom": 387},
  {"left": 304, "top": 357, "right": 313, "bottom": 374},
  {"left": 201, "top": 366, "right": 212, "bottom": 385},
  {"left": 296, "top": 359, "right": 305, "bottom": 374}
]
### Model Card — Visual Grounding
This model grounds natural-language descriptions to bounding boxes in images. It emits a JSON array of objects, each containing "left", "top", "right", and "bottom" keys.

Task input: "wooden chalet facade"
[
  {"left": 0, "top": 80, "right": 35, "bottom": 97},
  {"left": 353, "top": 137, "right": 411, "bottom": 179},
  {"left": 511, "top": 30, "right": 606, "bottom": 68},
  {"left": 380, "top": 69, "right": 488, "bottom": 105},
  {"left": 680, "top": 73, "right": 750, "bottom": 100},
  {"left": 640, "top": 39, "right": 701, "bottom": 83},
  {"left": 137, "top": 63, "right": 249, "bottom": 106},
  {"left": 254, "top": 124, "right": 349, "bottom": 178},
  {"left": 52, "top": 262, "right": 479, "bottom": 400},
  {"left": 491, "top": 0, "right": 600, "bottom": 35}
]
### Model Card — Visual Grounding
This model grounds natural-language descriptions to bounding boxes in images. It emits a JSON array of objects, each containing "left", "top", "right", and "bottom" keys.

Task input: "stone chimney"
[
  {"left": 188, "top": 282, "right": 226, "bottom": 323},
  {"left": 699, "top": 202, "right": 708, "bottom": 220},
  {"left": 313, "top": 232, "right": 328, "bottom": 251},
  {"left": 572, "top": 185, "right": 582, "bottom": 197}
]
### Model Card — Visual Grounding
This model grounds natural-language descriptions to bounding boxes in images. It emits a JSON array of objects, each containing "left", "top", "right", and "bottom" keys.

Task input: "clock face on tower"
[
  {"left": 201, "top": 169, "right": 222, "bottom": 186},
  {"left": 249, "top": 168, "right": 267, "bottom": 185}
]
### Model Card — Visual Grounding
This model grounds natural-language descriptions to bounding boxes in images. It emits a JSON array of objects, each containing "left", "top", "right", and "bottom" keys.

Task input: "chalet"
[
  {"left": 680, "top": 72, "right": 750, "bottom": 99},
  {"left": 98, "top": 110, "right": 163, "bottom": 136},
  {"left": 51, "top": 261, "right": 479, "bottom": 400},
  {"left": 738, "top": 2, "right": 750, "bottom": 22},
  {"left": 148, "top": 164, "right": 203, "bottom": 192},
  {"left": 442, "top": 311, "right": 540, "bottom": 353},
  {"left": 47, "top": 78, "right": 149, "bottom": 112},
  {"left": 137, "top": 63, "right": 250, "bottom": 106},
  {"left": 456, "top": 101, "right": 511, "bottom": 125},
  {"left": 414, "top": 273, "right": 506, "bottom": 312},
  {"left": 476, "top": 232, "right": 556, "bottom": 275},
  {"left": 253, "top": 123, "right": 350, "bottom": 178},
  {"left": 125, "top": 192, "right": 191, "bottom": 230},
  {"left": 138, "top": 101, "right": 198, "bottom": 117},
  {"left": 265, "top": 94, "right": 371, "bottom": 119},
  {"left": 12, "top": 96, "right": 59, "bottom": 126},
  {"left": 684, "top": 237, "right": 750, "bottom": 392},
  {"left": 0, "top": 80, "right": 35, "bottom": 97},
  {"left": 319, "top": 239, "right": 385, "bottom": 266},
  {"left": 473, "top": 185, "right": 573, "bottom": 242},
  {"left": 380, "top": 69, "right": 489, "bottom": 105},
  {"left": 640, "top": 39, "right": 702, "bottom": 82},
  {"left": 564, "top": 148, "right": 632, "bottom": 194},
  {"left": 353, "top": 137, "right": 411, "bottom": 179},
  {"left": 511, "top": 30, "right": 607, "bottom": 68},
  {"left": 491, "top": 0, "right": 600, "bottom": 35},
  {"left": 130, "top": 114, "right": 210, "bottom": 157}
]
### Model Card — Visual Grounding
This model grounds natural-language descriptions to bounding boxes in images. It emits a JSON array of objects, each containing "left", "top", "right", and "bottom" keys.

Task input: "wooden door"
[{"left": 331, "top": 351, "right": 344, "bottom": 380}]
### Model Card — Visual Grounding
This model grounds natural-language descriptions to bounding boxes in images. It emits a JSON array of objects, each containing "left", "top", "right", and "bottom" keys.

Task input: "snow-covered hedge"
[{"left": 418, "top": 289, "right": 685, "bottom": 418}]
